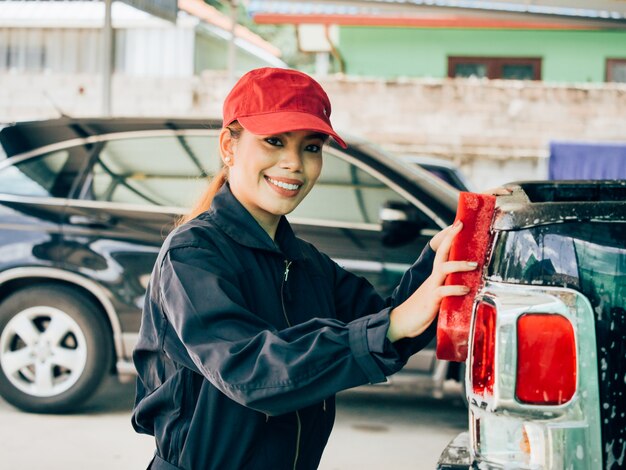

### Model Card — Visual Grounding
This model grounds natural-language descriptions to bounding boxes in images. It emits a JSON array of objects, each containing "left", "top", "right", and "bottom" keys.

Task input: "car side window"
[
  {"left": 0, "top": 150, "right": 80, "bottom": 198},
  {"left": 81, "top": 134, "right": 221, "bottom": 208},
  {"left": 291, "top": 149, "right": 418, "bottom": 225}
]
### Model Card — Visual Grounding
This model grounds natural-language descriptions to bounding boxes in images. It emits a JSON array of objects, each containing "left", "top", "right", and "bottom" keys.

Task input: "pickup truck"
[{"left": 437, "top": 180, "right": 626, "bottom": 470}]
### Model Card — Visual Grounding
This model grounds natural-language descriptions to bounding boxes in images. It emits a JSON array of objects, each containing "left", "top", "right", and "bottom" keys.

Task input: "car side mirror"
[{"left": 380, "top": 201, "right": 426, "bottom": 247}]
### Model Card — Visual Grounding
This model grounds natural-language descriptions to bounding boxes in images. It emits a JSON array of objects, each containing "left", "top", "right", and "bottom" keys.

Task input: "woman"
[{"left": 132, "top": 67, "right": 476, "bottom": 470}]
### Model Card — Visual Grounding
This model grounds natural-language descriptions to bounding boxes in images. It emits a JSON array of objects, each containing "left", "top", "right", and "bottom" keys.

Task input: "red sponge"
[{"left": 436, "top": 192, "right": 496, "bottom": 362}]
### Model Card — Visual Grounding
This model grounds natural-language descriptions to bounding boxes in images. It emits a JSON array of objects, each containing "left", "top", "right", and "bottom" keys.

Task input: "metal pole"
[
  {"left": 102, "top": 0, "right": 113, "bottom": 116},
  {"left": 227, "top": 0, "right": 238, "bottom": 85}
]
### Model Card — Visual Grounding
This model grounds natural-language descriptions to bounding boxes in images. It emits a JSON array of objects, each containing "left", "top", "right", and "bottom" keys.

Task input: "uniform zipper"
[
  {"left": 281, "top": 260, "right": 293, "bottom": 327},
  {"left": 280, "top": 259, "right": 301, "bottom": 470}
]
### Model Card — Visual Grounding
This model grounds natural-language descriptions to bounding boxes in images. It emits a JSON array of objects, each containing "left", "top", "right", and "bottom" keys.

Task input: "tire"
[{"left": 0, "top": 284, "right": 113, "bottom": 413}]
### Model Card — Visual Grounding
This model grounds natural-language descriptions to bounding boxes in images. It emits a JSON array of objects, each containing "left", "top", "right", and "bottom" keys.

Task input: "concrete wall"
[
  {"left": 338, "top": 28, "right": 626, "bottom": 82},
  {"left": 320, "top": 76, "right": 626, "bottom": 188},
  {"left": 1, "top": 72, "right": 625, "bottom": 189}
]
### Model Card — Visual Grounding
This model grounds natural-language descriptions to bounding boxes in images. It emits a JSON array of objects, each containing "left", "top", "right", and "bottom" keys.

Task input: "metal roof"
[
  {"left": 247, "top": 0, "right": 626, "bottom": 22},
  {"left": 0, "top": 0, "right": 170, "bottom": 27},
  {"left": 0, "top": 0, "right": 283, "bottom": 58}
]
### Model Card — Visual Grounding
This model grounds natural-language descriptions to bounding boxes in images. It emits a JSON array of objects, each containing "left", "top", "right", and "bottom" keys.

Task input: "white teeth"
[{"left": 267, "top": 177, "right": 301, "bottom": 191}]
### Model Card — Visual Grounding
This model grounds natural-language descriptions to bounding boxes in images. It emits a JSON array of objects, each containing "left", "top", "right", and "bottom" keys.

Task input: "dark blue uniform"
[{"left": 132, "top": 184, "right": 436, "bottom": 469}]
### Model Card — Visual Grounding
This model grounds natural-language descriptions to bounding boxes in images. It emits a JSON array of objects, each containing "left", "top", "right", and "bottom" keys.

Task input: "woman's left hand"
[
  {"left": 482, "top": 186, "right": 512, "bottom": 196},
  {"left": 388, "top": 221, "right": 475, "bottom": 342}
]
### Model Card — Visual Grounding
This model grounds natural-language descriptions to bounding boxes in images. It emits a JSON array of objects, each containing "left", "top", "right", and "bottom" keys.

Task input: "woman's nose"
[{"left": 280, "top": 148, "right": 303, "bottom": 171}]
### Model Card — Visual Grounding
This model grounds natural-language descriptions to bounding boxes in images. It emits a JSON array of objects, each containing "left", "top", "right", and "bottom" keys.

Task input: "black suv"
[
  {"left": 0, "top": 117, "right": 460, "bottom": 413},
  {"left": 437, "top": 181, "right": 626, "bottom": 470}
]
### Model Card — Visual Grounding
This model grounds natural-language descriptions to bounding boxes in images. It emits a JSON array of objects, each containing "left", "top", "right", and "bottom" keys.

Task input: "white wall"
[
  {"left": 116, "top": 27, "right": 195, "bottom": 77},
  {"left": 1, "top": 73, "right": 625, "bottom": 190},
  {"left": 0, "top": 28, "right": 103, "bottom": 74}
]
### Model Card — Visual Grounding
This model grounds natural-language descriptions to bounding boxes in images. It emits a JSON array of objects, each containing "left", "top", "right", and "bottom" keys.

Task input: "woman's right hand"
[{"left": 386, "top": 221, "right": 477, "bottom": 343}]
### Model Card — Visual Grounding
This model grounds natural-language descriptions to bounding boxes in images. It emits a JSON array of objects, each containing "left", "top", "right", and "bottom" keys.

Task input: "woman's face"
[{"left": 223, "top": 127, "right": 325, "bottom": 234}]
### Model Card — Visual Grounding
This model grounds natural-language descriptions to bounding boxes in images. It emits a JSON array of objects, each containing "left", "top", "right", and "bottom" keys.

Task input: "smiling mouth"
[{"left": 265, "top": 176, "right": 303, "bottom": 191}]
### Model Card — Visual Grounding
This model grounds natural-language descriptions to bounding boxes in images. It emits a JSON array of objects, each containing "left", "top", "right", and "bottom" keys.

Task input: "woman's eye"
[
  {"left": 265, "top": 137, "right": 283, "bottom": 147},
  {"left": 306, "top": 144, "right": 321, "bottom": 153}
]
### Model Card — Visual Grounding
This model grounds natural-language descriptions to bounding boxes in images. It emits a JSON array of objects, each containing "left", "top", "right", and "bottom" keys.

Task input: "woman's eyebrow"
[
  {"left": 306, "top": 133, "right": 328, "bottom": 141},
  {"left": 279, "top": 131, "right": 327, "bottom": 140}
]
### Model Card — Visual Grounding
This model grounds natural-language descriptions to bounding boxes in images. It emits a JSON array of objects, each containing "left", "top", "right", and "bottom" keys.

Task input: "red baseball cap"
[{"left": 222, "top": 67, "right": 347, "bottom": 149}]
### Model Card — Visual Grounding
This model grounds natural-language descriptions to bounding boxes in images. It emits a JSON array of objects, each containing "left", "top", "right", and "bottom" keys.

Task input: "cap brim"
[{"left": 238, "top": 111, "right": 347, "bottom": 149}]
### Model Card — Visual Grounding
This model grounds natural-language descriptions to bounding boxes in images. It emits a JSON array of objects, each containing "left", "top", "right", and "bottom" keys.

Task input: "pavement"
[{"left": 0, "top": 377, "right": 467, "bottom": 470}]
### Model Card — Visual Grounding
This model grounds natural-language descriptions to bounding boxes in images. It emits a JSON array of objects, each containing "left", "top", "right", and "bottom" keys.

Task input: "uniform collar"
[{"left": 206, "top": 183, "right": 305, "bottom": 261}]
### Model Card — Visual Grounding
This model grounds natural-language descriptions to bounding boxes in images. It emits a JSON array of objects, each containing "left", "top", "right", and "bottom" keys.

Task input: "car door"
[
  {"left": 61, "top": 130, "right": 222, "bottom": 359},
  {"left": 0, "top": 148, "right": 88, "bottom": 273}
]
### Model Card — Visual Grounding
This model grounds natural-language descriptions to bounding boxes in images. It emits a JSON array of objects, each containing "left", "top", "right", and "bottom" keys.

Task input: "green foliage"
[
  {"left": 254, "top": 24, "right": 318, "bottom": 71},
  {"left": 202, "top": 0, "right": 223, "bottom": 8}
]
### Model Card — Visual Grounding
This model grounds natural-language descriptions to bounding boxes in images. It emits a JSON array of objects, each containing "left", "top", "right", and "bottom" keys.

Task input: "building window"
[
  {"left": 606, "top": 59, "right": 626, "bottom": 83},
  {"left": 448, "top": 57, "right": 542, "bottom": 80}
]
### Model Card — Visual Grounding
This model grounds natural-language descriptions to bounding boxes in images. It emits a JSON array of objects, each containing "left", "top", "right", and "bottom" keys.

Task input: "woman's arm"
[
  {"left": 387, "top": 222, "right": 475, "bottom": 342},
  {"left": 158, "top": 246, "right": 402, "bottom": 416},
  {"left": 329, "top": 223, "right": 475, "bottom": 357},
  {"left": 329, "top": 241, "right": 436, "bottom": 324}
]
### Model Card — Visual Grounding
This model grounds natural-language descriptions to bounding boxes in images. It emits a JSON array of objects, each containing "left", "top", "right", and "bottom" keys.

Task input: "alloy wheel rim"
[{"left": 0, "top": 306, "right": 88, "bottom": 397}]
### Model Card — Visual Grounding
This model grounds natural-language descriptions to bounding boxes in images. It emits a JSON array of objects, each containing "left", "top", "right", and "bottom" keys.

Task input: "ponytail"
[
  {"left": 176, "top": 166, "right": 228, "bottom": 227},
  {"left": 176, "top": 122, "right": 242, "bottom": 227}
]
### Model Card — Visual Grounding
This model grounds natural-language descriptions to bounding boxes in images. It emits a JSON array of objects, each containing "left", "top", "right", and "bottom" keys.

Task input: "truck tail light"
[
  {"left": 516, "top": 314, "right": 577, "bottom": 405},
  {"left": 471, "top": 301, "right": 497, "bottom": 395},
  {"left": 468, "top": 286, "right": 598, "bottom": 469},
  {"left": 473, "top": 413, "right": 547, "bottom": 468}
]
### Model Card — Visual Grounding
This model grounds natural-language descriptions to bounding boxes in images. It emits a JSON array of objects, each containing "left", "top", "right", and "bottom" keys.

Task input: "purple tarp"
[{"left": 549, "top": 141, "right": 626, "bottom": 180}]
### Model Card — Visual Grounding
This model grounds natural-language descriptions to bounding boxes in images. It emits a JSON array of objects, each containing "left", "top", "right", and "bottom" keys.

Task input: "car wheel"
[{"left": 0, "top": 284, "right": 112, "bottom": 413}]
